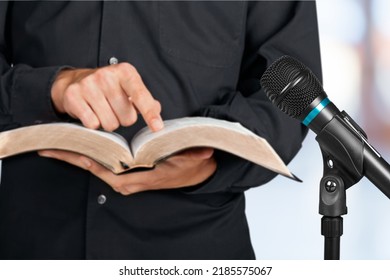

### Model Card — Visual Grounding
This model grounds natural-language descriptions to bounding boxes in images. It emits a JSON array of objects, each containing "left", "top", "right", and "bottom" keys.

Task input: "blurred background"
[{"left": 246, "top": 0, "right": 390, "bottom": 259}]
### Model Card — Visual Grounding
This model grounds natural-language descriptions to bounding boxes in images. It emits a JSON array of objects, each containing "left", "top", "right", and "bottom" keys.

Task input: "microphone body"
[{"left": 261, "top": 56, "right": 390, "bottom": 199}]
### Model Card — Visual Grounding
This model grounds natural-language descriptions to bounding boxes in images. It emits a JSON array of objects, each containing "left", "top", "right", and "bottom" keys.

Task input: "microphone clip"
[{"left": 315, "top": 113, "right": 367, "bottom": 216}]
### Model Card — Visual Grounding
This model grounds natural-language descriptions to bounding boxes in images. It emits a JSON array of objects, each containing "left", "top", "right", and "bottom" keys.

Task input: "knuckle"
[
  {"left": 110, "top": 121, "right": 120, "bottom": 131},
  {"left": 111, "top": 179, "right": 126, "bottom": 191},
  {"left": 83, "top": 119, "right": 100, "bottom": 130},
  {"left": 131, "top": 87, "right": 149, "bottom": 104},
  {"left": 121, "top": 113, "right": 137, "bottom": 127},
  {"left": 95, "top": 67, "right": 115, "bottom": 84},
  {"left": 111, "top": 179, "right": 148, "bottom": 195},
  {"left": 143, "top": 100, "right": 161, "bottom": 119},
  {"left": 119, "top": 190, "right": 129, "bottom": 196},
  {"left": 90, "top": 69, "right": 102, "bottom": 81},
  {"left": 109, "top": 90, "right": 125, "bottom": 102},
  {"left": 153, "top": 100, "right": 162, "bottom": 113},
  {"left": 79, "top": 74, "right": 95, "bottom": 88},
  {"left": 80, "top": 77, "right": 102, "bottom": 94},
  {"left": 63, "top": 84, "right": 80, "bottom": 102},
  {"left": 78, "top": 110, "right": 90, "bottom": 122},
  {"left": 62, "top": 92, "right": 80, "bottom": 116},
  {"left": 120, "top": 188, "right": 134, "bottom": 196},
  {"left": 117, "top": 62, "right": 137, "bottom": 75},
  {"left": 103, "top": 120, "right": 120, "bottom": 132},
  {"left": 78, "top": 111, "right": 100, "bottom": 129},
  {"left": 94, "top": 67, "right": 107, "bottom": 77}
]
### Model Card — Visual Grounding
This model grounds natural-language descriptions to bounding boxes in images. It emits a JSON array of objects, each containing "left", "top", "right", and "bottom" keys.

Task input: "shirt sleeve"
[
  {"left": 0, "top": 1, "right": 66, "bottom": 131},
  {"left": 187, "top": 1, "right": 322, "bottom": 194}
]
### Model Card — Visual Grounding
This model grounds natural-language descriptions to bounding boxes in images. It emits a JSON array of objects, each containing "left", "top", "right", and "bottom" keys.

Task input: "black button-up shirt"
[{"left": 0, "top": 1, "right": 321, "bottom": 259}]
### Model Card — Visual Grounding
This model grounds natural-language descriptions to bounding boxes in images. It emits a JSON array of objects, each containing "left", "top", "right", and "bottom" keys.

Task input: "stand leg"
[{"left": 321, "top": 216, "right": 343, "bottom": 260}]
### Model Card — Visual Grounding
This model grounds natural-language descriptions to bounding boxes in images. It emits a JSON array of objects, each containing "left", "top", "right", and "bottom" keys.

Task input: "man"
[{"left": 0, "top": 1, "right": 321, "bottom": 259}]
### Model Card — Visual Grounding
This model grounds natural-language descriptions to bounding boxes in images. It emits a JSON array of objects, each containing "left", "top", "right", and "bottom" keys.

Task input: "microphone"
[{"left": 260, "top": 55, "right": 390, "bottom": 199}]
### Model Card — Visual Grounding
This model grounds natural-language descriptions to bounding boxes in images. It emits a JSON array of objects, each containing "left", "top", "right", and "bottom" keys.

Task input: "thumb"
[{"left": 184, "top": 147, "right": 214, "bottom": 160}]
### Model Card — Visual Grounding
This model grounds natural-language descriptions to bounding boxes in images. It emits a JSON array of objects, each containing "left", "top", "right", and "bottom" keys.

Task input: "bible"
[{"left": 0, "top": 117, "right": 295, "bottom": 179}]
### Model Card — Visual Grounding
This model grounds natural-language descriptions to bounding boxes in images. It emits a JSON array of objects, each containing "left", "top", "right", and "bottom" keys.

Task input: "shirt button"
[
  {"left": 108, "top": 57, "right": 119, "bottom": 65},
  {"left": 97, "top": 194, "right": 107, "bottom": 205}
]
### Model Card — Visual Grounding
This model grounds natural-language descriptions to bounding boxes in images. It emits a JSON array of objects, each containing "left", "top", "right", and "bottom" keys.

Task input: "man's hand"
[
  {"left": 51, "top": 63, "right": 163, "bottom": 132},
  {"left": 38, "top": 148, "right": 217, "bottom": 195}
]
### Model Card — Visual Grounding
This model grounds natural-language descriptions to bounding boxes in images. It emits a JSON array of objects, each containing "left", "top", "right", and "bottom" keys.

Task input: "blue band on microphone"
[{"left": 302, "top": 97, "right": 330, "bottom": 126}]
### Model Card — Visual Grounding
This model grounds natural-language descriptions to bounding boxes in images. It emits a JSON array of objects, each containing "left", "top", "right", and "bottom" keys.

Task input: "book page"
[
  {"left": 131, "top": 117, "right": 253, "bottom": 155},
  {"left": 0, "top": 118, "right": 294, "bottom": 177},
  {"left": 55, "top": 123, "right": 131, "bottom": 152},
  {"left": 0, "top": 123, "right": 133, "bottom": 174},
  {"left": 130, "top": 117, "right": 294, "bottom": 179}
]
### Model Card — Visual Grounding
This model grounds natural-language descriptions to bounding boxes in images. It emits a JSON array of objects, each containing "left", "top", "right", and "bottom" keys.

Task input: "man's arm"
[
  {"left": 0, "top": 2, "right": 162, "bottom": 134},
  {"left": 192, "top": 1, "right": 322, "bottom": 193},
  {"left": 0, "top": 1, "right": 69, "bottom": 131},
  {"left": 1, "top": 1, "right": 215, "bottom": 195},
  {"left": 41, "top": 63, "right": 219, "bottom": 195}
]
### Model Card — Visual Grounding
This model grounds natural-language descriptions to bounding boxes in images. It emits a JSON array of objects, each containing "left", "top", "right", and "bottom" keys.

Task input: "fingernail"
[
  {"left": 200, "top": 148, "right": 214, "bottom": 159},
  {"left": 38, "top": 151, "right": 53, "bottom": 157},
  {"left": 81, "top": 157, "right": 92, "bottom": 169},
  {"left": 151, "top": 117, "right": 164, "bottom": 131}
]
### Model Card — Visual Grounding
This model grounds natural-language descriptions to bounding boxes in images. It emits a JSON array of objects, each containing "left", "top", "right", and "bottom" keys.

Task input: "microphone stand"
[
  {"left": 315, "top": 112, "right": 368, "bottom": 260},
  {"left": 318, "top": 147, "right": 350, "bottom": 260}
]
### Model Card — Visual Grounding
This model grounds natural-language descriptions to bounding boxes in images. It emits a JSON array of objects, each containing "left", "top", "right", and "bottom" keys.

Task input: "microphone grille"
[{"left": 260, "top": 56, "right": 324, "bottom": 118}]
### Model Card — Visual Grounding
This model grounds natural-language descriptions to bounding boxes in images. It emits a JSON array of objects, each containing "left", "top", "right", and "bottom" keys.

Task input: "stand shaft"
[
  {"left": 321, "top": 216, "right": 343, "bottom": 260},
  {"left": 324, "top": 237, "right": 340, "bottom": 260}
]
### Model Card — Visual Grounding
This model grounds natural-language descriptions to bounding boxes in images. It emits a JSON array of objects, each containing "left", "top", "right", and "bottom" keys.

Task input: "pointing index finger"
[{"left": 117, "top": 63, "right": 164, "bottom": 132}]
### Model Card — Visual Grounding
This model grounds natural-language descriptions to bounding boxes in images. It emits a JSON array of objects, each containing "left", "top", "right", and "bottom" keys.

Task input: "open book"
[{"left": 0, "top": 117, "right": 295, "bottom": 179}]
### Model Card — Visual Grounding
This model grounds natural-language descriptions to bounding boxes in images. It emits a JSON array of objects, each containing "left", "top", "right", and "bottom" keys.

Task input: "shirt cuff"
[{"left": 11, "top": 65, "right": 71, "bottom": 125}]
